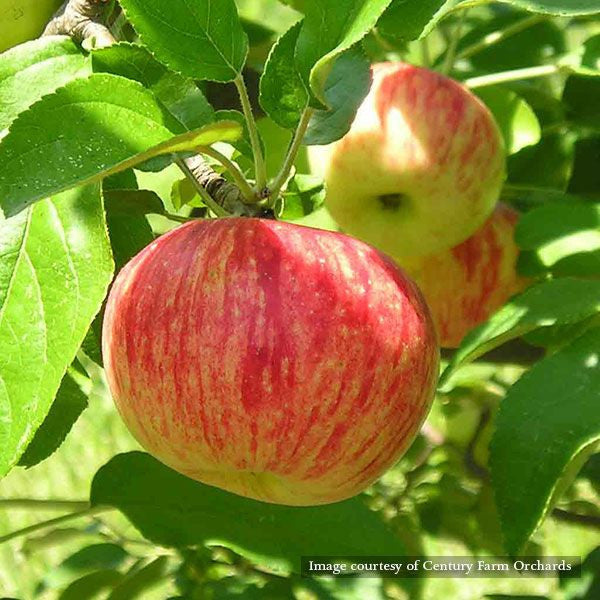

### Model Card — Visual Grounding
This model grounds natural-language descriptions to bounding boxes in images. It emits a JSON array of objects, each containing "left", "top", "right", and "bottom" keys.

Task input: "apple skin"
[
  {"left": 311, "top": 62, "right": 506, "bottom": 260},
  {"left": 0, "top": 0, "right": 63, "bottom": 54},
  {"left": 102, "top": 218, "right": 439, "bottom": 506},
  {"left": 397, "top": 204, "right": 528, "bottom": 348}
]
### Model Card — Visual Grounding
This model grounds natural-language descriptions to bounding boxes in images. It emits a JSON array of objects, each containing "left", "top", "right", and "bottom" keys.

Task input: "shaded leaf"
[
  {"left": 304, "top": 46, "right": 372, "bottom": 146},
  {"left": 260, "top": 21, "right": 308, "bottom": 129},
  {"left": 440, "top": 278, "right": 600, "bottom": 387},
  {"left": 296, "top": 0, "right": 392, "bottom": 105},
  {"left": 377, "top": 0, "right": 456, "bottom": 41},
  {"left": 563, "top": 75, "right": 600, "bottom": 131},
  {"left": 508, "top": 133, "right": 576, "bottom": 191},
  {"left": 515, "top": 202, "right": 600, "bottom": 277},
  {"left": 43, "top": 544, "right": 129, "bottom": 590},
  {"left": 104, "top": 190, "right": 163, "bottom": 271},
  {"left": 107, "top": 557, "right": 170, "bottom": 600},
  {"left": 59, "top": 570, "right": 123, "bottom": 600},
  {"left": 90, "top": 452, "right": 408, "bottom": 574},
  {"left": 81, "top": 321, "right": 104, "bottom": 367},
  {"left": 18, "top": 372, "right": 88, "bottom": 468},
  {"left": 476, "top": 87, "right": 541, "bottom": 155},
  {"left": 499, "top": 0, "right": 600, "bottom": 15},
  {"left": 490, "top": 327, "right": 600, "bottom": 554},
  {"left": 568, "top": 137, "right": 600, "bottom": 197}
]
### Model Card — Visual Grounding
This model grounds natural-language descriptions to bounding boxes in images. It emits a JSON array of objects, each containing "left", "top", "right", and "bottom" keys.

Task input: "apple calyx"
[{"left": 377, "top": 193, "right": 409, "bottom": 212}]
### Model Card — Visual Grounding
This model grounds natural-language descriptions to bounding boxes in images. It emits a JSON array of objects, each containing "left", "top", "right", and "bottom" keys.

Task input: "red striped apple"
[
  {"left": 310, "top": 62, "right": 506, "bottom": 260},
  {"left": 398, "top": 204, "right": 528, "bottom": 348},
  {"left": 102, "top": 218, "right": 439, "bottom": 506}
]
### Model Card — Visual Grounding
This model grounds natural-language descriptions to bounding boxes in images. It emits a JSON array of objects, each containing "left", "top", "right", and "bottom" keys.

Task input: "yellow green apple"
[
  {"left": 0, "top": 0, "right": 63, "bottom": 53},
  {"left": 310, "top": 62, "right": 506, "bottom": 260}
]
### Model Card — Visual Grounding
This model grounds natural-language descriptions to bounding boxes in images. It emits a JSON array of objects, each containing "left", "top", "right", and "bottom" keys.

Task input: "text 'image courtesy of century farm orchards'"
[{"left": 0, "top": 1, "right": 599, "bottom": 599}]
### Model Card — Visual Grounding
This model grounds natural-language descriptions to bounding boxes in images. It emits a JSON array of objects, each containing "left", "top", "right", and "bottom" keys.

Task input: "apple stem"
[
  {"left": 0, "top": 498, "right": 89, "bottom": 510},
  {"left": 420, "top": 37, "right": 432, "bottom": 68},
  {"left": 455, "top": 14, "right": 547, "bottom": 63},
  {"left": 450, "top": 0, "right": 494, "bottom": 12},
  {"left": 0, "top": 505, "right": 112, "bottom": 545},
  {"left": 441, "top": 8, "right": 468, "bottom": 75},
  {"left": 465, "top": 64, "right": 563, "bottom": 89},
  {"left": 235, "top": 75, "right": 269, "bottom": 196},
  {"left": 268, "top": 107, "right": 315, "bottom": 205}
]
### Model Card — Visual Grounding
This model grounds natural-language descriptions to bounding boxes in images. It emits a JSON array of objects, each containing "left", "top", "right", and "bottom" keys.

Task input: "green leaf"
[
  {"left": 476, "top": 88, "right": 541, "bottom": 155},
  {"left": 119, "top": 0, "right": 248, "bottom": 82},
  {"left": 107, "top": 557, "right": 170, "bottom": 600},
  {"left": 523, "top": 315, "right": 600, "bottom": 350},
  {"left": 257, "top": 117, "right": 310, "bottom": 178},
  {"left": 498, "top": 0, "right": 600, "bottom": 15},
  {"left": 0, "top": 74, "right": 242, "bottom": 216},
  {"left": 103, "top": 170, "right": 139, "bottom": 192},
  {"left": 293, "top": 205, "right": 340, "bottom": 231},
  {"left": 91, "top": 43, "right": 215, "bottom": 130},
  {"left": 279, "top": 174, "right": 325, "bottom": 220},
  {"left": 81, "top": 321, "right": 104, "bottom": 367},
  {"left": 515, "top": 202, "right": 600, "bottom": 277},
  {"left": 563, "top": 75, "right": 600, "bottom": 132},
  {"left": 200, "top": 577, "right": 295, "bottom": 600},
  {"left": 0, "top": 36, "right": 90, "bottom": 132},
  {"left": 568, "top": 137, "right": 600, "bottom": 197},
  {"left": 259, "top": 21, "right": 309, "bottom": 129},
  {"left": 59, "top": 570, "right": 124, "bottom": 600},
  {"left": 90, "top": 452, "right": 408, "bottom": 574},
  {"left": 377, "top": 0, "right": 456, "bottom": 41},
  {"left": 261, "top": 22, "right": 372, "bottom": 142},
  {"left": 440, "top": 278, "right": 600, "bottom": 387},
  {"left": 582, "top": 34, "right": 600, "bottom": 71},
  {"left": 43, "top": 544, "right": 129, "bottom": 590},
  {"left": 104, "top": 190, "right": 163, "bottom": 270},
  {"left": 508, "top": 133, "right": 576, "bottom": 191},
  {"left": 170, "top": 178, "right": 200, "bottom": 211},
  {"left": 296, "top": 0, "right": 392, "bottom": 105},
  {"left": 18, "top": 372, "right": 88, "bottom": 468},
  {"left": 456, "top": 12, "right": 565, "bottom": 73},
  {"left": 215, "top": 109, "right": 260, "bottom": 160},
  {"left": 304, "top": 46, "right": 372, "bottom": 145},
  {"left": 559, "top": 546, "right": 600, "bottom": 600},
  {"left": 0, "top": 184, "right": 113, "bottom": 478},
  {"left": 490, "top": 327, "right": 600, "bottom": 555}
]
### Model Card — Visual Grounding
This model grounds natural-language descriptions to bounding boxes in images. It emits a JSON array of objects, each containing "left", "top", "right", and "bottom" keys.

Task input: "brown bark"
[{"left": 43, "top": 0, "right": 115, "bottom": 47}]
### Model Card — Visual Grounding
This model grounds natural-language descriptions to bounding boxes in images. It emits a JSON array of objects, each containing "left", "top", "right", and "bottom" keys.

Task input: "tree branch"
[
  {"left": 43, "top": 0, "right": 116, "bottom": 48},
  {"left": 552, "top": 508, "right": 600, "bottom": 530},
  {"left": 0, "top": 506, "right": 111, "bottom": 545},
  {"left": 182, "top": 155, "right": 268, "bottom": 217}
]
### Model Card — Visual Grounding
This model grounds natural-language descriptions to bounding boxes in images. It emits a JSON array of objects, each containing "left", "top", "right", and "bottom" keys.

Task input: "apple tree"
[{"left": 0, "top": 0, "right": 599, "bottom": 598}]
